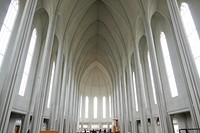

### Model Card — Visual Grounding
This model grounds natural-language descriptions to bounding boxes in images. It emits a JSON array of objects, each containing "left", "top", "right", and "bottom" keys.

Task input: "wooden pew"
[{"left": 40, "top": 131, "right": 58, "bottom": 133}]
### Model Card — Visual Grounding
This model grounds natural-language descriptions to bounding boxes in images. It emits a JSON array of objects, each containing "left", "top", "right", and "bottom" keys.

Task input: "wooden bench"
[{"left": 40, "top": 131, "right": 58, "bottom": 133}]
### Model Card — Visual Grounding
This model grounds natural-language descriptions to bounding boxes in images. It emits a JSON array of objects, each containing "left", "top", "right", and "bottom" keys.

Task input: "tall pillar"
[
  {"left": 31, "top": 14, "right": 58, "bottom": 133},
  {"left": 81, "top": 93, "right": 86, "bottom": 121},
  {"left": 141, "top": 55, "right": 156, "bottom": 133},
  {"left": 55, "top": 74, "right": 62, "bottom": 129},
  {"left": 68, "top": 76, "right": 75, "bottom": 133},
  {"left": 121, "top": 70, "right": 129, "bottom": 133},
  {"left": 70, "top": 81, "right": 76, "bottom": 133},
  {"left": 134, "top": 43, "right": 148, "bottom": 133},
  {"left": 112, "top": 83, "right": 116, "bottom": 117},
  {"left": 0, "top": 0, "right": 38, "bottom": 132},
  {"left": 117, "top": 75, "right": 124, "bottom": 132},
  {"left": 115, "top": 76, "right": 121, "bottom": 120},
  {"left": 64, "top": 69, "right": 73, "bottom": 133},
  {"left": 63, "top": 71, "right": 71, "bottom": 133},
  {"left": 49, "top": 37, "right": 64, "bottom": 130},
  {"left": 127, "top": 59, "right": 137, "bottom": 133},
  {"left": 58, "top": 59, "right": 68, "bottom": 133},
  {"left": 166, "top": 0, "right": 200, "bottom": 127},
  {"left": 21, "top": 28, "right": 44, "bottom": 133},
  {"left": 144, "top": 20, "right": 174, "bottom": 133},
  {"left": 72, "top": 85, "right": 79, "bottom": 133}
]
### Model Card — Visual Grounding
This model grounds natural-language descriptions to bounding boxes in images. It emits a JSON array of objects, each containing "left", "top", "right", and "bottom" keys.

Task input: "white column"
[
  {"left": 144, "top": 20, "right": 174, "bottom": 133},
  {"left": 127, "top": 59, "right": 137, "bottom": 133},
  {"left": 115, "top": 76, "right": 121, "bottom": 120},
  {"left": 166, "top": 0, "right": 200, "bottom": 127},
  {"left": 64, "top": 69, "right": 73, "bottom": 133},
  {"left": 72, "top": 85, "right": 79, "bottom": 133},
  {"left": 82, "top": 93, "right": 86, "bottom": 121},
  {"left": 142, "top": 55, "right": 156, "bottom": 133},
  {"left": 31, "top": 14, "right": 58, "bottom": 133},
  {"left": 134, "top": 44, "right": 148, "bottom": 133},
  {"left": 49, "top": 38, "right": 64, "bottom": 130},
  {"left": 0, "top": 0, "right": 38, "bottom": 132},
  {"left": 68, "top": 77, "right": 75, "bottom": 133},
  {"left": 121, "top": 70, "right": 129, "bottom": 133},
  {"left": 112, "top": 82, "right": 117, "bottom": 118},
  {"left": 70, "top": 81, "right": 76, "bottom": 133},
  {"left": 117, "top": 75, "right": 124, "bottom": 132},
  {"left": 58, "top": 59, "right": 68, "bottom": 133}
]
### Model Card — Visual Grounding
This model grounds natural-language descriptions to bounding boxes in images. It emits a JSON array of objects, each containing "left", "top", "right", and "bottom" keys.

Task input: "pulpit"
[{"left": 112, "top": 118, "right": 120, "bottom": 133}]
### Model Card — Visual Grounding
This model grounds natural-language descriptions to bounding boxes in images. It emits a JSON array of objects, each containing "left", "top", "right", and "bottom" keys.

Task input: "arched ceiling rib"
[
  {"left": 55, "top": 0, "right": 154, "bottom": 89},
  {"left": 66, "top": 0, "right": 127, "bottom": 83},
  {"left": 80, "top": 61, "right": 112, "bottom": 96}
]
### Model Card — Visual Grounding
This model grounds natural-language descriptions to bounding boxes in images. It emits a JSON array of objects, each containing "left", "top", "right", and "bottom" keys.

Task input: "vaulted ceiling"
[{"left": 42, "top": 0, "right": 159, "bottom": 92}]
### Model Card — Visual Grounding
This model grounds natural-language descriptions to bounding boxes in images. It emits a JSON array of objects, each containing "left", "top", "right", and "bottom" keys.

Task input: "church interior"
[{"left": 0, "top": 0, "right": 200, "bottom": 133}]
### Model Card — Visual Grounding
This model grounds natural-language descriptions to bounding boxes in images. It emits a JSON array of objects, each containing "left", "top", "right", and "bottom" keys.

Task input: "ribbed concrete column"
[
  {"left": 0, "top": 0, "right": 38, "bottom": 132},
  {"left": 63, "top": 73, "right": 70, "bottom": 133},
  {"left": 166, "top": 0, "right": 200, "bottom": 127},
  {"left": 144, "top": 20, "right": 174, "bottom": 133},
  {"left": 127, "top": 59, "right": 137, "bottom": 133},
  {"left": 106, "top": 90, "right": 109, "bottom": 119},
  {"left": 31, "top": 14, "right": 58, "bottom": 133},
  {"left": 68, "top": 78, "right": 75, "bottom": 133},
  {"left": 121, "top": 70, "right": 129, "bottom": 133},
  {"left": 81, "top": 93, "right": 86, "bottom": 121},
  {"left": 72, "top": 85, "right": 79, "bottom": 133},
  {"left": 55, "top": 74, "right": 62, "bottom": 129},
  {"left": 141, "top": 55, "right": 156, "bottom": 133},
  {"left": 64, "top": 69, "right": 73, "bottom": 133},
  {"left": 117, "top": 75, "right": 124, "bottom": 133},
  {"left": 49, "top": 38, "right": 64, "bottom": 130},
  {"left": 115, "top": 77, "right": 121, "bottom": 120},
  {"left": 70, "top": 82, "right": 76, "bottom": 133},
  {"left": 21, "top": 28, "right": 44, "bottom": 133},
  {"left": 58, "top": 59, "right": 68, "bottom": 133},
  {"left": 72, "top": 82, "right": 78, "bottom": 133},
  {"left": 134, "top": 44, "right": 148, "bottom": 133},
  {"left": 112, "top": 82, "right": 117, "bottom": 117}
]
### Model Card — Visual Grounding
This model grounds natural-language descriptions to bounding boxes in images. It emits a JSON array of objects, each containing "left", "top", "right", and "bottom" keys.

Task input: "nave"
[{"left": 0, "top": 0, "right": 200, "bottom": 133}]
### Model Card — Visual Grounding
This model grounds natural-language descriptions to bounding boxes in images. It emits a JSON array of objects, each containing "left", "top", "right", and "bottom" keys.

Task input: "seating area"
[{"left": 40, "top": 131, "right": 58, "bottom": 133}]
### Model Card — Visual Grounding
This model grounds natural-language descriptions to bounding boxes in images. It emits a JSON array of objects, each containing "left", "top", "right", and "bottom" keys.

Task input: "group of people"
[{"left": 84, "top": 128, "right": 112, "bottom": 133}]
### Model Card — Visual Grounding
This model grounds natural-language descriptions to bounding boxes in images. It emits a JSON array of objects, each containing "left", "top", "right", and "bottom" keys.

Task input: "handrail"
[{"left": 179, "top": 128, "right": 200, "bottom": 133}]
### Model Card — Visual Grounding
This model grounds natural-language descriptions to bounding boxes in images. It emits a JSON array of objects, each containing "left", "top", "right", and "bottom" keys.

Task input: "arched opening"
[{"left": 0, "top": 0, "right": 19, "bottom": 69}]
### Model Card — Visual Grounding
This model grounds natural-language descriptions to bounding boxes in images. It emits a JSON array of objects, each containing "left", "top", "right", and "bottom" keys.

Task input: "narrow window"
[
  {"left": 0, "top": 0, "right": 19, "bottom": 68},
  {"left": 103, "top": 96, "right": 106, "bottom": 118},
  {"left": 80, "top": 95, "right": 82, "bottom": 117},
  {"left": 180, "top": 2, "right": 200, "bottom": 77},
  {"left": 91, "top": 125, "right": 99, "bottom": 129},
  {"left": 109, "top": 95, "right": 111, "bottom": 118},
  {"left": 83, "top": 125, "right": 88, "bottom": 128},
  {"left": 47, "top": 61, "right": 55, "bottom": 108},
  {"left": 173, "top": 119, "right": 179, "bottom": 133},
  {"left": 133, "top": 72, "right": 139, "bottom": 111},
  {"left": 147, "top": 52, "right": 157, "bottom": 104},
  {"left": 94, "top": 97, "right": 97, "bottom": 118},
  {"left": 85, "top": 96, "right": 89, "bottom": 118},
  {"left": 103, "top": 125, "right": 108, "bottom": 129},
  {"left": 18, "top": 29, "right": 37, "bottom": 96},
  {"left": 160, "top": 32, "right": 178, "bottom": 97}
]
